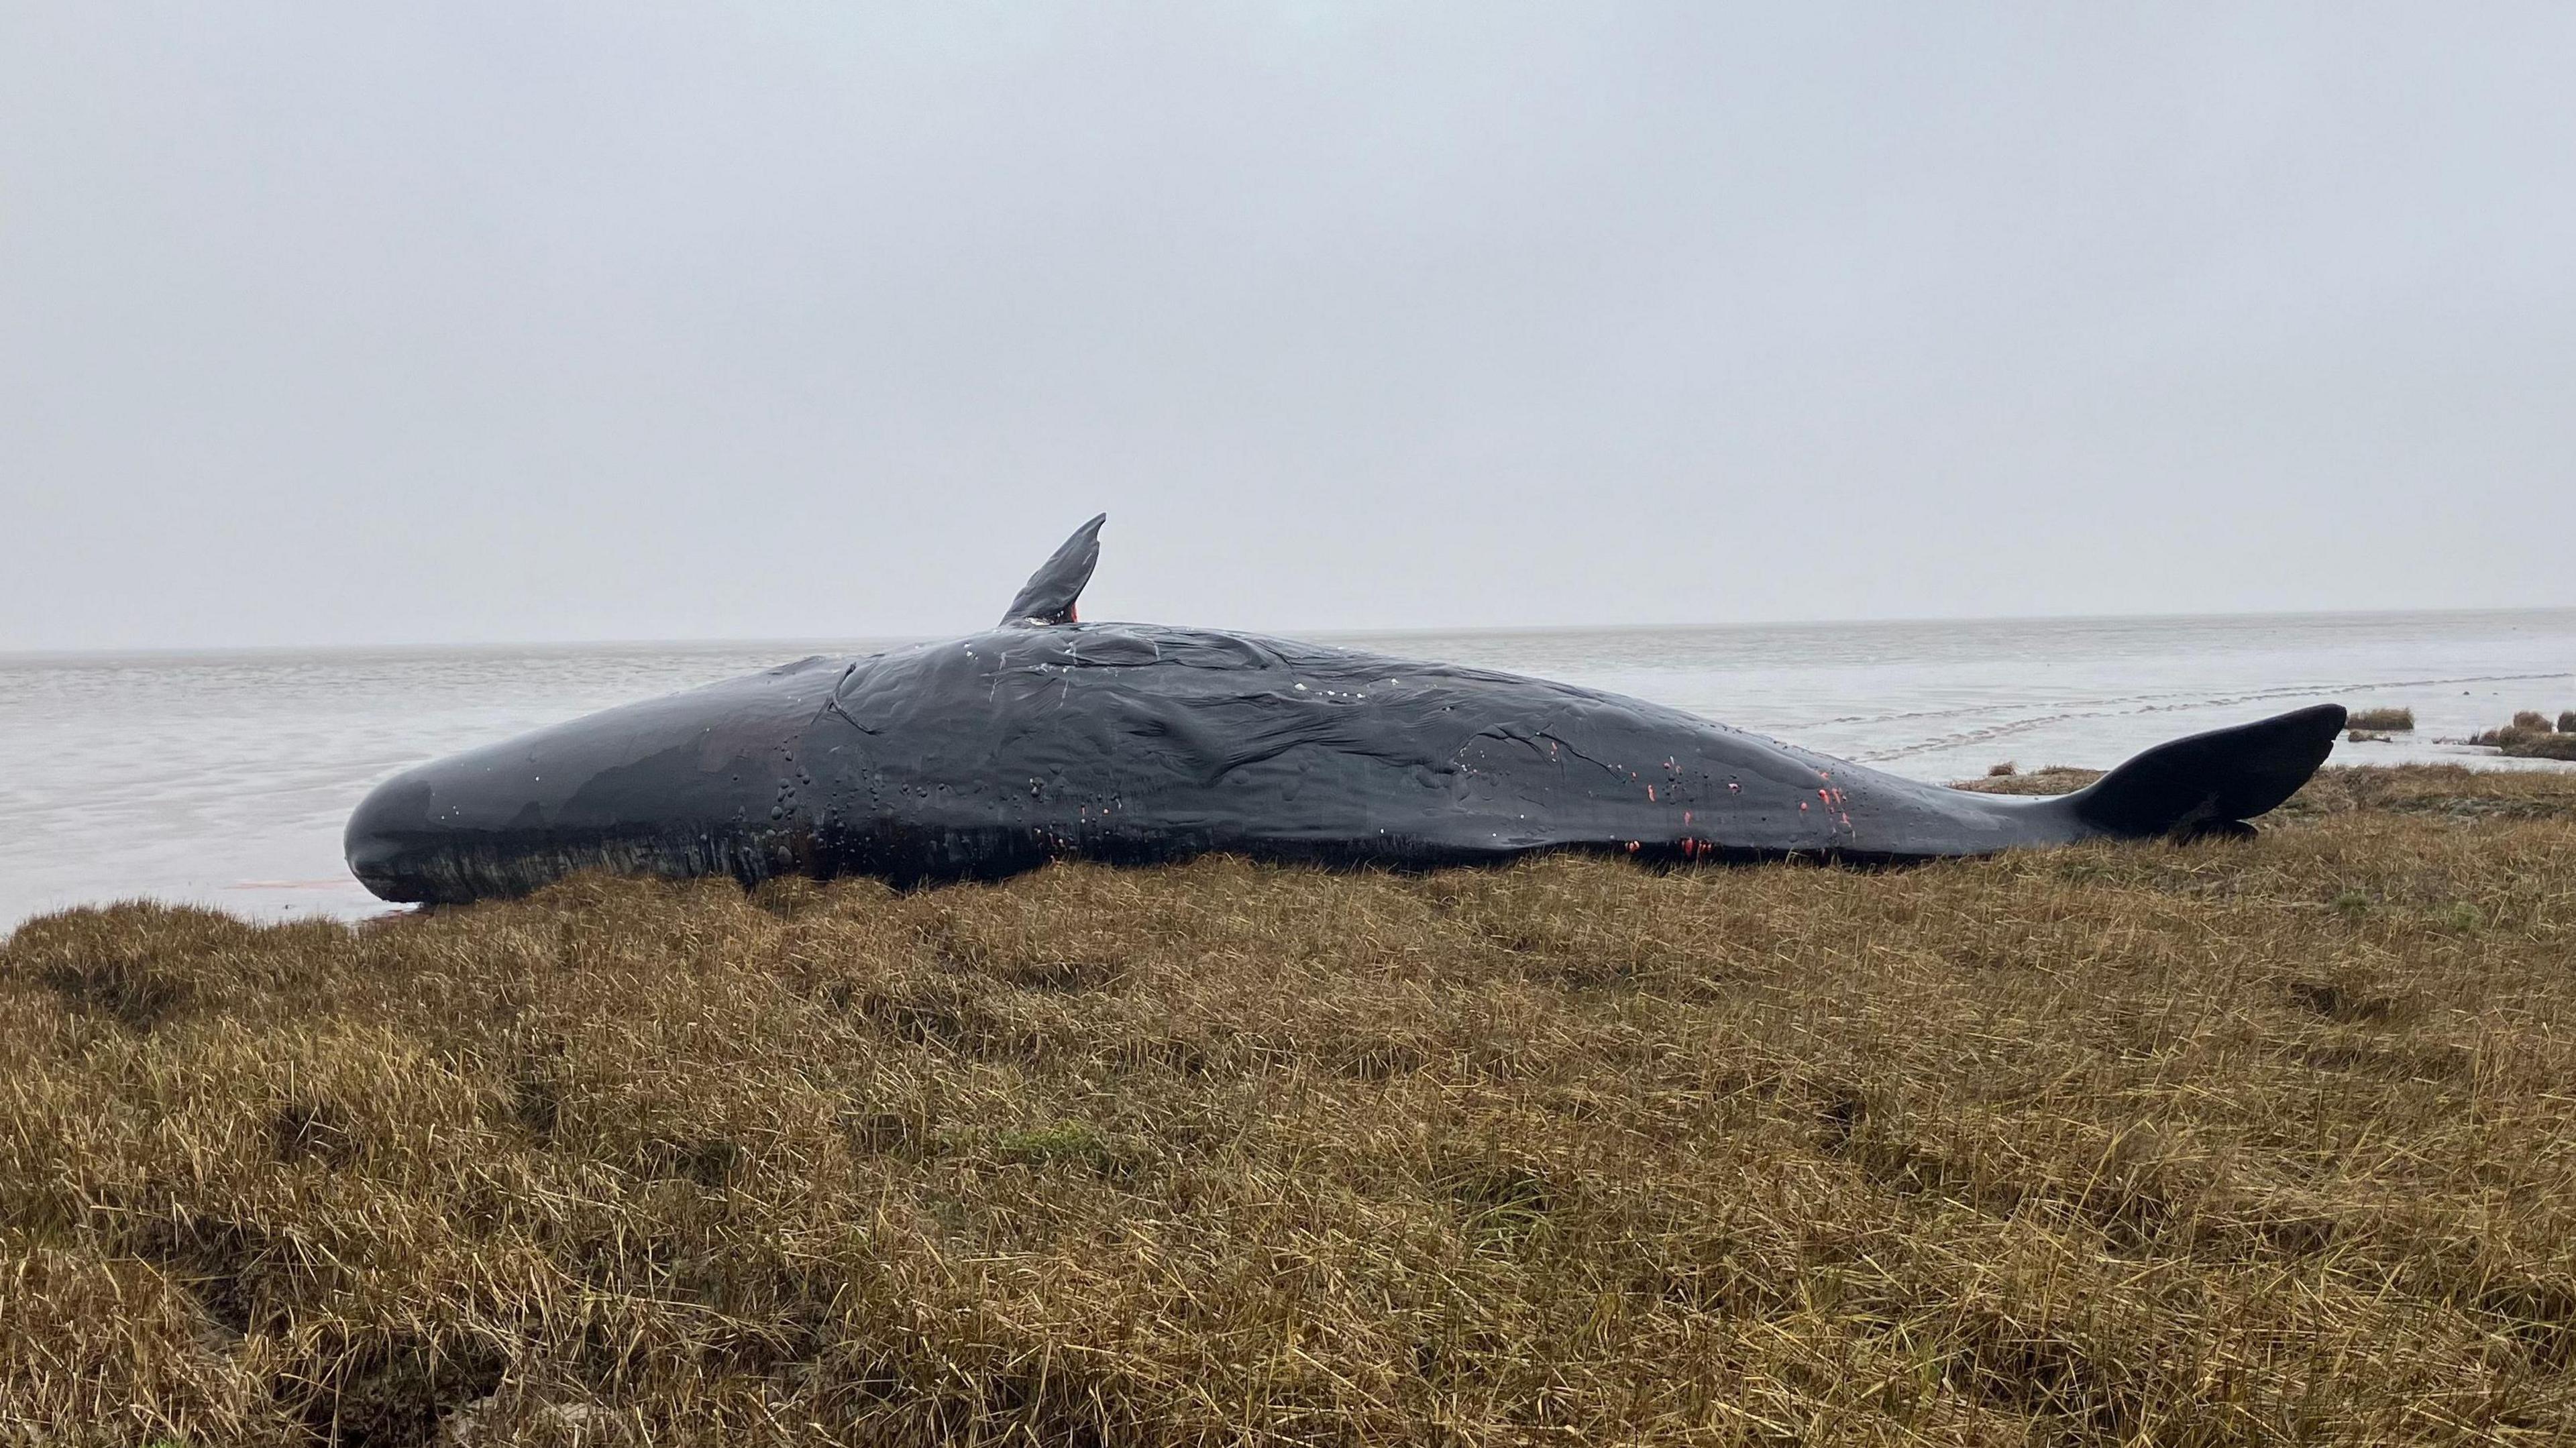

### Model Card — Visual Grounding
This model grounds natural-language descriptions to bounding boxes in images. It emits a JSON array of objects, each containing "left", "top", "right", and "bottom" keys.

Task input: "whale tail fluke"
[{"left": 2065, "top": 704, "right": 2345, "bottom": 840}]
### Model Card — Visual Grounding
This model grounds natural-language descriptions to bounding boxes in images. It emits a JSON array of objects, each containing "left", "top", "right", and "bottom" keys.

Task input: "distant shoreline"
[{"left": 7, "top": 601, "right": 2574, "bottom": 665}]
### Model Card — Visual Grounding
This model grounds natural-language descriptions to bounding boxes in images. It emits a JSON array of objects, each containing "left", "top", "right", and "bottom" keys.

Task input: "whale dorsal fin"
[{"left": 998, "top": 512, "right": 1106, "bottom": 626}]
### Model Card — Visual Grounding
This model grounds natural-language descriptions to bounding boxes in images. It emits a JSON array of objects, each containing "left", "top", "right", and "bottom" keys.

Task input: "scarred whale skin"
[{"left": 345, "top": 518, "right": 2345, "bottom": 904}]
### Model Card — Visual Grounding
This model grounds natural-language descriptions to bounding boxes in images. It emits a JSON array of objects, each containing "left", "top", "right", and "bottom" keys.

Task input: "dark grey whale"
[{"left": 345, "top": 515, "right": 2345, "bottom": 904}]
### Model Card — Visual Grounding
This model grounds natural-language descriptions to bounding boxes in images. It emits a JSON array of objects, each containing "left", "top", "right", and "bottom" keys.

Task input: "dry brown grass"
[
  {"left": 2344, "top": 708, "right": 2415, "bottom": 732},
  {"left": 2473, "top": 716, "right": 2576, "bottom": 762},
  {"left": 1949, "top": 766, "right": 2104, "bottom": 797},
  {"left": 7, "top": 764, "right": 2576, "bottom": 1445}
]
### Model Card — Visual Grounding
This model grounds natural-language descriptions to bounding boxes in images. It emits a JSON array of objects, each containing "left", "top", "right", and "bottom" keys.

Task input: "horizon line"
[{"left": 5, "top": 601, "right": 2572, "bottom": 665}]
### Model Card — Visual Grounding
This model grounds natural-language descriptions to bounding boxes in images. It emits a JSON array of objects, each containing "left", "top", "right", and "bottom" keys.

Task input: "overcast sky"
[{"left": 3, "top": 5, "right": 2571, "bottom": 651}]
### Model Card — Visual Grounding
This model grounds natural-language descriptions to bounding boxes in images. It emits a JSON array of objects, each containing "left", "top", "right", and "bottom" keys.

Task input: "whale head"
[{"left": 343, "top": 659, "right": 842, "bottom": 904}]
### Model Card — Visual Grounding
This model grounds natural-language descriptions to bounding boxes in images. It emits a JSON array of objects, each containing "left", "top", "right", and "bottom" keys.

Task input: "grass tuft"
[
  {"left": 1951, "top": 765, "right": 2103, "bottom": 796},
  {"left": 2347, "top": 707, "right": 2415, "bottom": 732},
  {"left": 2476, "top": 712, "right": 2576, "bottom": 760},
  {"left": 5, "top": 765, "right": 2576, "bottom": 1443}
]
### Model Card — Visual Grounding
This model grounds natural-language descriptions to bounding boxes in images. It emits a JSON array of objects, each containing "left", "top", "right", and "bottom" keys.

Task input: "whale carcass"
[{"left": 345, "top": 514, "right": 2345, "bottom": 903}]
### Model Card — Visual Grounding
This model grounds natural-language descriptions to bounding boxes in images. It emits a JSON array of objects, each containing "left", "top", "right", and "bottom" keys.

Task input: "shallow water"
[{"left": 3, "top": 608, "right": 2569, "bottom": 930}]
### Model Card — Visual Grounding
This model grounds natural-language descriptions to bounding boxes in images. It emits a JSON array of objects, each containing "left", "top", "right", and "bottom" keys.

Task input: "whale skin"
[{"left": 345, "top": 518, "right": 2345, "bottom": 904}]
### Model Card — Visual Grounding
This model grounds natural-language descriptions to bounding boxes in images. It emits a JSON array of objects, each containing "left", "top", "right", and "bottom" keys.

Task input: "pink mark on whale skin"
[{"left": 1646, "top": 784, "right": 1656, "bottom": 801}]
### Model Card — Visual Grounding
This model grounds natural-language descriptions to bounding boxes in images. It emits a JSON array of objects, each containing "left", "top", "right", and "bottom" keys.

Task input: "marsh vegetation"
[
  {"left": 2473, "top": 711, "right": 2576, "bottom": 761},
  {"left": 5, "top": 765, "right": 2576, "bottom": 1443}
]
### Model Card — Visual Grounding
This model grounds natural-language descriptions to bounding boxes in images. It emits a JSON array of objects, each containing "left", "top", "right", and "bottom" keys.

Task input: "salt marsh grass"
[{"left": 6, "top": 765, "right": 2576, "bottom": 1443}]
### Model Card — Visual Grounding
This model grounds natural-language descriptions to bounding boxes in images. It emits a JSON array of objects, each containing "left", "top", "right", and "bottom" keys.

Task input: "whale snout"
[
  {"left": 342, "top": 705, "right": 773, "bottom": 904},
  {"left": 344, "top": 773, "right": 445, "bottom": 902},
  {"left": 339, "top": 661, "right": 853, "bottom": 905},
  {"left": 343, "top": 750, "right": 558, "bottom": 904}
]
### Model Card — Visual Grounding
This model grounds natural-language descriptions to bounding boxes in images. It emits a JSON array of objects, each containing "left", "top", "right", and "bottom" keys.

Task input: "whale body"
[{"left": 345, "top": 516, "right": 2345, "bottom": 904}]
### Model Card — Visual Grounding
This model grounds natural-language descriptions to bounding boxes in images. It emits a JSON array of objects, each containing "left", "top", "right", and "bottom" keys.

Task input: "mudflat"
[{"left": 6, "top": 763, "right": 2574, "bottom": 1443}]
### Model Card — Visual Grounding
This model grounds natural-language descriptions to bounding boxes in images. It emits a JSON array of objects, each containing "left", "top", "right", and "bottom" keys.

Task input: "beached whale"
[{"left": 345, "top": 515, "right": 2345, "bottom": 904}]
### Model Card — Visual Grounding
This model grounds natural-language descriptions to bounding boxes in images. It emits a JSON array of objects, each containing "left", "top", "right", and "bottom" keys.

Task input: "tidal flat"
[{"left": 5, "top": 765, "right": 2575, "bottom": 1444}]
